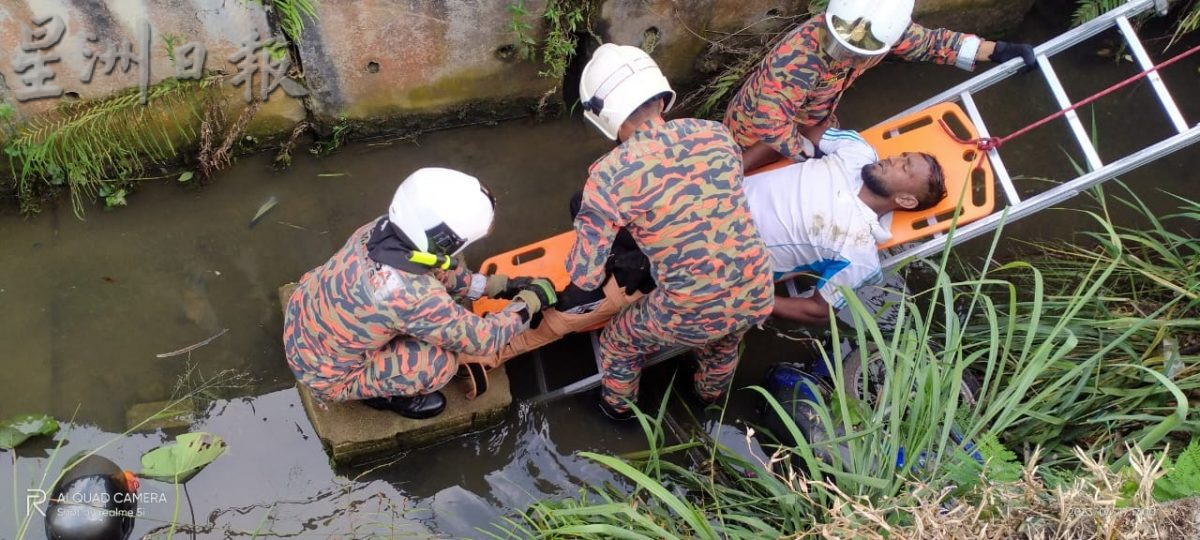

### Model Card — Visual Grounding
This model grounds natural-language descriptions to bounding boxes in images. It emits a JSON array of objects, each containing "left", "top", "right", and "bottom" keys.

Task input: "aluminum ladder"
[
  {"left": 880, "top": 0, "right": 1198, "bottom": 268},
  {"left": 529, "top": 0, "right": 1199, "bottom": 404}
]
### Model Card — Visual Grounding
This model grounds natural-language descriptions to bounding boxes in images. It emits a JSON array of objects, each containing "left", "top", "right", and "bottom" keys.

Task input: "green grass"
[
  {"left": 488, "top": 187, "right": 1200, "bottom": 537},
  {"left": 1074, "top": 0, "right": 1200, "bottom": 46}
]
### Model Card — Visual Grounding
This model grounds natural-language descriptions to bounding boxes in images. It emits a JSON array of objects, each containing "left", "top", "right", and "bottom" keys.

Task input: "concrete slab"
[{"left": 278, "top": 283, "right": 511, "bottom": 464}]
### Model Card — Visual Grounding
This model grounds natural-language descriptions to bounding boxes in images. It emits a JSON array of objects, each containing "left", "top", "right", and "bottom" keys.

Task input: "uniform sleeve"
[
  {"left": 400, "top": 290, "right": 527, "bottom": 356},
  {"left": 567, "top": 170, "right": 621, "bottom": 291},
  {"left": 890, "top": 22, "right": 979, "bottom": 70},
  {"left": 817, "top": 129, "right": 878, "bottom": 169},
  {"left": 753, "top": 55, "right": 823, "bottom": 160},
  {"left": 816, "top": 251, "right": 883, "bottom": 311},
  {"left": 432, "top": 262, "right": 474, "bottom": 302}
]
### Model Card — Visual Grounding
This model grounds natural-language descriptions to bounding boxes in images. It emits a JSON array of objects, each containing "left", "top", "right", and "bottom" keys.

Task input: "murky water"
[{"left": 2, "top": 8, "right": 1197, "bottom": 538}]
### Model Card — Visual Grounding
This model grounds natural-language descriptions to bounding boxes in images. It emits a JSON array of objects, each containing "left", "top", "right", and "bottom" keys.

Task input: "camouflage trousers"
[
  {"left": 598, "top": 292, "right": 748, "bottom": 412},
  {"left": 289, "top": 335, "right": 460, "bottom": 402}
]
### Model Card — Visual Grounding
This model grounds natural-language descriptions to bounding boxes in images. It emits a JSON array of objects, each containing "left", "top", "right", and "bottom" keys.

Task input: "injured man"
[{"left": 456, "top": 123, "right": 948, "bottom": 369}]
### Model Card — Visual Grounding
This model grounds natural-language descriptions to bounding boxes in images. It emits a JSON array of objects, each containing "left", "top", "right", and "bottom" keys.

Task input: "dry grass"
[{"left": 801, "top": 446, "right": 1200, "bottom": 539}]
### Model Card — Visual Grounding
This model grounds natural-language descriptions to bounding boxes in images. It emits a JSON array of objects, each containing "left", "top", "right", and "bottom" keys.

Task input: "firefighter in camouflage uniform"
[
  {"left": 725, "top": 0, "right": 1037, "bottom": 172},
  {"left": 572, "top": 44, "right": 775, "bottom": 420},
  {"left": 283, "top": 168, "right": 556, "bottom": 419}
]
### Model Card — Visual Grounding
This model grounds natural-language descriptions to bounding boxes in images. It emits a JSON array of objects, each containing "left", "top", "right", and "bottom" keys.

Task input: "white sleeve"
[
  {"left": 816, "top": 249, "right": 883, "bottom": 311},
  {"left": 817, "top": 129, "right": 878, "bottom": 170}
]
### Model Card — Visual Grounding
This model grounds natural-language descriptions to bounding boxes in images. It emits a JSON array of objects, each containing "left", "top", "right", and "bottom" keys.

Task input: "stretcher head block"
[
  {"left": 860, "top": 102, "right": 995, "bottom": 249},
  {"left": 472, "top": 231, "right": 577, "bottom": 316}
]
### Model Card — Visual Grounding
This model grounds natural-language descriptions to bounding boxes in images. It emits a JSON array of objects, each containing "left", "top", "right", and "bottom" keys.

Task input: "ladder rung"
[
  {"left": 1036, "top": 55, "right": 1105, "bottom": 171},
  {"left": 1116, "top": 16, "right": 1190, "bottom": 134},
  {"left": 960, "top": 92, "right": 1021, "bottom": 205}
]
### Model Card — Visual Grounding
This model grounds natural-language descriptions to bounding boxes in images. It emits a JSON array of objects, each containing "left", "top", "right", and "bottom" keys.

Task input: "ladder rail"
[
  {"left": 885, "top": 0, "right": 1161, "bottom": 123},
  {"left": 1115, "top": 16, "right": 1190, "bottom": 133},
  {"left": 882, "top": 124, "right": 1200, "bottom": 269}
]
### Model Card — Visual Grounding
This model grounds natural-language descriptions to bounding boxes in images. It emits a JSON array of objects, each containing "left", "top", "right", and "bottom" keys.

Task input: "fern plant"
[
  {"left": 1153, "top": 439, "right": 1200, "bottom": 501},
  {"left": 3, "top": 77, "right": 219, "bottom": 216}
]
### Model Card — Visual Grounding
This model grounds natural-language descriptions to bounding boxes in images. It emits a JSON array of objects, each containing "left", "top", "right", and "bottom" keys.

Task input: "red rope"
[{"left": 941, "top": 42, "right": 1200, "bottom": 152}]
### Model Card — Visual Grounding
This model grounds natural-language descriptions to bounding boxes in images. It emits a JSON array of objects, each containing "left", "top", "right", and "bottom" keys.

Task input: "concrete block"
[
  {"left": 126, "top": 398, "right": 196, "bottom": 432},
  {"left": 295, "top": 0, "right": 558, "bottom": 126},
  {"left": 278, "top": 283, "right": 511, "bottom": 464}
]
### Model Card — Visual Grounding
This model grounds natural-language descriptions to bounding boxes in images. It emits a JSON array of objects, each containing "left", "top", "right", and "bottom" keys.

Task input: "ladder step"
[
  {"left": 959, "top": 92, "right": 1021, "bottom": 205},
  {"left": 1036, "top": 54, "right": 1105, "bottom": 171},
  {"left": 1116, "top": 16, "right": 1190, "bottom": 134}
]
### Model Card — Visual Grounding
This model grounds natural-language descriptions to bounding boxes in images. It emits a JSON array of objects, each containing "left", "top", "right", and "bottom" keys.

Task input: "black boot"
[
  {"left": 364, "top": 392, "right": 446, "bottom": 420},
  {"left": 598, "top": 399, "right": 635, "bottom": 422}
]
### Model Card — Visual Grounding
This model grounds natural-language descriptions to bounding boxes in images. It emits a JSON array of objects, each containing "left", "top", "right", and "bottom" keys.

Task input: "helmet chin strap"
[{"left": 407, "top": 250, "right": 457, "bottom": 270}]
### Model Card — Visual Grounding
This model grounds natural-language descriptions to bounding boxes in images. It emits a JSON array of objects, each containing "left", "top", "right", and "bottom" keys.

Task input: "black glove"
[
  {"left": 512, "top": 279, "right": 558, "bottom": 315},
  {"left": 989, "top": 41, "right": 1037, "bottom": 69},
  {"left": 606, "top": 249, "right": 654, "bottom": 295},
  {"left": 492, "top": 275, "right": 543, "bottom": 299}
]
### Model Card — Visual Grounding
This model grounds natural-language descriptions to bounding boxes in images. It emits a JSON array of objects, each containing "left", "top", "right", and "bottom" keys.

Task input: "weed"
[
  {"left": 539, "top": 0, "right": 592, "bottom": 79},
  {"left": 1074, "top": 0, "right": 1200, "bottom": 46},
  {"left": 309, "top": 114, "right": 351, "bottom": 157},
  {"left": 508, "top": 0, "right": 539, "bottom": 61},
  {"left": 507, "top": 0, "right": 595, "bottom": 80},
  {"left": 3, "top": 77, "right": 220, "bottom": 216}
]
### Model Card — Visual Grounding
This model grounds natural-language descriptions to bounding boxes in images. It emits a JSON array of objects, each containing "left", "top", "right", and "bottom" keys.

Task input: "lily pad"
[
  {"left": 0, "top": 414, "right": 59, "bottom": 449},
  {"left": 140, "top": 432, "right": 227, "bottom": 483}
]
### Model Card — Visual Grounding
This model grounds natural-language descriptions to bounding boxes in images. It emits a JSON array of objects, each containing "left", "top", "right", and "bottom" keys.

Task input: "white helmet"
[
  {"left": 387, "top": 167, "right": 496, "bottom": 256},
  {"left": 825, "top": 0, "right": 914, "bottom": 58},
  {"left": 579, "top": 43, "right": 676, "bottom": 140}
]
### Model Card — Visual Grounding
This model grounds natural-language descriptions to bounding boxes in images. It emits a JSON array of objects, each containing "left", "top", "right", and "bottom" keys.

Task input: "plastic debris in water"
[{"left": 250, "top": 196, "right": 279, "bottom": 228}]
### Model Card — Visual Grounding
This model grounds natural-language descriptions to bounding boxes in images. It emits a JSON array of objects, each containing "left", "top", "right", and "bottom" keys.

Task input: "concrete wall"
[
  {"left": 0, "top": 0, "right": 305, "bottom": 135},
  {"left": 295, "top": 0, "right": 559, "bottom": 127},
  {"left": 0, "top": 0, "right": 1036, "bottom": 144}
]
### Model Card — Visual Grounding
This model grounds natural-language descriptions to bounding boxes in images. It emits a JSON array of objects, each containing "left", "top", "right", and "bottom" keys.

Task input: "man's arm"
[
  {"left": 401, "top": 289, "right": 528, "bottom": 356},
  {"left": 891, "top": 22, "right": 1036, "bottom": 70},
  {"left": 772, "top": 294, "right": 831, "bottom": 325},
  {"left": 742, "top": 142, "right": 783, "bottom": 174}
]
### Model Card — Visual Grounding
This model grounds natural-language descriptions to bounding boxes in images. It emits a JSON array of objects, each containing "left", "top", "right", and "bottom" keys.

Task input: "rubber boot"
[
  {"left": 363, "top": 392, "right": 446, "bottom": 420},
  {"left": 598, "top": 398, "right": 635, "bottom": 422}
]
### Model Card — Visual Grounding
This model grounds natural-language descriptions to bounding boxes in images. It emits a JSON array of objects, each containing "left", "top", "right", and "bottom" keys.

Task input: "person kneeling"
[{"left": 282, "top": 168, "right": 556, "bottom": 419}]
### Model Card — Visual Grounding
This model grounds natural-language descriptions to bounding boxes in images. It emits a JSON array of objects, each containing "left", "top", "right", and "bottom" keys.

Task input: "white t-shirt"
[{"left": 743, "top": 128, "right": 892, "bottom": 309}]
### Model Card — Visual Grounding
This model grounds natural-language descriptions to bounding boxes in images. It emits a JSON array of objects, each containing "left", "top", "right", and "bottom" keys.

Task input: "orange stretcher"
[{"left": 472, "top": 102, "right": 995, "bottom": 316}]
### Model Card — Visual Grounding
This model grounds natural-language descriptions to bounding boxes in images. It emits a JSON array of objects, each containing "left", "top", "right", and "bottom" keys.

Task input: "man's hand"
[{"left": 988, "top": 41, "right": 1037, "bottom": 69}]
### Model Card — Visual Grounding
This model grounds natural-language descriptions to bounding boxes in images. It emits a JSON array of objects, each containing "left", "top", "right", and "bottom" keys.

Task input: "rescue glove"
[
  {"left": 512, "top": 278, "right": 558, "bottom": 317},
  {"left": 606, "top": 249, "right": 654, "bottom": 295},
  {"left": 989, "top": 41, "right": 1037, "bottom": 70},
  {"left": 492, "top": 275, "right": 554, "bottom": 300},
  {"left": 482, "top": 274, "right": 511, "bottom": 298}
]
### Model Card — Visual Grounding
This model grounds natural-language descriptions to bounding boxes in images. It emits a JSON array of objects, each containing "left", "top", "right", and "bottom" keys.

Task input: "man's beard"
[{"left": 861, "top": 163, "right": 891, "bottom": 198}]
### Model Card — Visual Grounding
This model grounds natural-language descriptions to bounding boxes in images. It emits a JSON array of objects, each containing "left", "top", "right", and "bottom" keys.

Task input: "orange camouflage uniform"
[
  {"left": 569, "top": 117, "right": 775, "bottom": 411},
  {"left": 283, "top": 219, "right": 526, "bottom": 401},
  {"left": 723, "top": 14, "right": 976, "bottom": 159}
]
